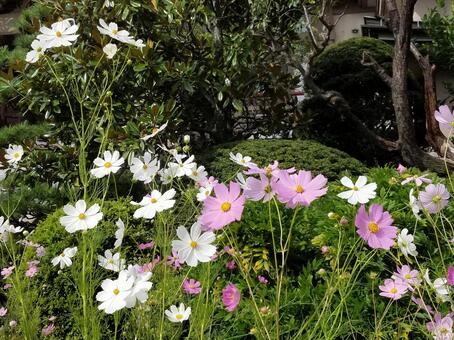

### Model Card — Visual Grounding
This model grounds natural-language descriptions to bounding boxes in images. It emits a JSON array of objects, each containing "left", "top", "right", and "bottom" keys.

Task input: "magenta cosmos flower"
[
  {"left": 199, "top": 182, "right": 245, "bottom": 230},
  {"left": 355, "top": 204, "right": 397, "bottom": 249},
  {"left": 222, "top": 283, "right": 240, "bottom": 312},
  {"left": 182, "top": 278, "right": 201, "bottom": 295},
  {"left": 435, "top": 105, "right": 454, "bottom": 139},
  {"left": 419, "top": 183, "right": 450, "bottom": 214},
  {"left": 244, "top": 174, "right": 276, "bottom": 202},
  {"left": 447, "top": 266, "right": 454, "bottom": 286},
  {"left": 273, "top": 170, "right": 328, "bottom": 208},
  {"left": 379, "top": 278, "right": 408, "bottom": 300}
]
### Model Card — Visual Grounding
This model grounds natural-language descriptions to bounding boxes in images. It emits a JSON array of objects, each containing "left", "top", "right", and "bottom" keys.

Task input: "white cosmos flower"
[
  {"left": 165, "top": 303, "right": 191, "bottom": 323},
  {"left": 229, "top": 152, "right": 255, "bottom": 167},
  {"left": 91, "top": 150, "right": 125, "bottom": 178},
  {"left": 114, "top": 219, "right": 125, "bottom": 249},
  {"left": 0, "top": 169, "right": 7, "bottom": 181},
  {"left": 168, "top": 155, "right": 196, "bottom": 177},
  {"left": 98, "top": 249, "right": 125, "bottom": 272},
  {"left": 397, "top": 228, "right": 418, "bottom": 257},
  {"left": 141, "top": 122, "right": 168, "bottom": 141},
  {"left": 236, "top": 173, "right": 250, "bottom": 190},
  {"left": 103, "top": 43, "right": 117, "bottom": 59},
  {"left": 25, "top": 39, "right": 47, "bottom": 63},
  {"left": 134, "top": 39, "right": 146, "bottom": 51},
  {"left": 409, "top": 189, "right": 421, "bottom": 219},
  {"left": 130, "top": 152, "right": 160, "bottom": 183},
  {"left": 37, "top": 19, "right": 79, "bottom": 48},
  {"left": 96, "top": 270, "right": 134, "bottom": 314},
  {"left": 5, "top": 145, "right": 24, "bottom": 164},
  {"left": 0, "top": 216, "right": 23, "bottom": 241},
  {"left": 97, "top": 19, "right": 134, "bottom": 44},
  {"left": 59, "top": 200, "right": 103, "bottom": 233},
  {"left": 124, "top": 265, "right": 153, "bottom": 308},
  {"left": 424, "top": 270, "right": 449, "bottom": 302},
  {"left": 51, "top": 246, "right": 77, "bottom": 269},
  {"left": 188, "top": 165, "right": 207, "bottom": 182},
  {"left": 132, "top": 189, "right": 176, "bottom": 219},
  {"left": 171, "top": 222, "right": 216, "bottom": 267},
  {"left": 196, "top": 184, "right": 213, "bottom": 202},
  {"left": 337, "top": 176, "right": 377, "bottom": 205},
  {"left": 158, "top": 165, "right": 179, "bottom": 185}
]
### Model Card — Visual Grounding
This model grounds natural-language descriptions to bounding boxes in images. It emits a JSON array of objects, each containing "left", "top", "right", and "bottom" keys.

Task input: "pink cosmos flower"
[
  {"left": 0, "top": 307, "right": 7, "bottom": 317},
  {"left": 198, "top": 176, "right": 218, "bottom": 188},
  {"left": 222, "top": 283, "right": 240, "bottom": 312},
  {"left": 1, "top": 266, "right": 14, "bottom": 279},
  {"left": 244, "top": 174, "right": 276, "bottom": 202},
  {"left": 378, "top": 278, "right": 408, "bottom": 300},
  {"left": 427, "top": 313, "right": 453, "bottom": 339},
  {"left": 224, "top": 246, "right": 235, "bottom": 255},
  {"left": 42, "top": 323, "right": 55, "bottom": 336},
  {"left": 245, "top": 161, "right": 295, "bottom": 179},
  {"left": 3, "top": 284, "right": 12, "bottom": 290},
  {"left": 401, "top": 174, "right": 432, "bottom": 186},
  {"left": 199, "top": 182, "right": 245, "bottom": 230},
  {"left": 226, "top": 260, "right": 236, "bottom": 270},
  {"left": 273, "top": 170, "right": 328, "bottom": 208},
  {"left": 391, "top": 265, "right": 421, "bottom": 291},
  {"left": 419, "top": 184, "right": 450, "bottom": 214},
  {"left": 167, "top": 250, "right": 182, "bottom": 269},
  {"left": 258, "top": 275, "right": 268, "bottom": 284},
  {"left": 182, "top": 278, "right": 201, "bottom": 295},
  {"left": 412, "top": 297, "right": 434, "bottom": 315},
  {"left": 435, "top": 105, "right": 454, "bottom": 139},
  {"left": 396, "top": 164, "right": 407, "bottom": 174},
  {"left": 137, "top": 256, "right": 160, "bottom": 273},
  {"left": 25, "top": 261, "right": 39, "bottom": 278},
  {"left": 355, "top": 204, "right": 397, "bottom": 249},
  {"left": 138, "top": 241, "right": 155, "bottom": 250},
  {"left": 36, "top": 246, "right": 46, "bottom": 257},
  {"left": 447, "top": 266, "right": 454, "bottom": 286},
  {"left": 321, "top": 246, "right": 329, "bottom": 255}
]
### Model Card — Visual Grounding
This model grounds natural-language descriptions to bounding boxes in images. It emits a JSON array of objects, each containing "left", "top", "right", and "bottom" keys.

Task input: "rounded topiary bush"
[{"left": 200, "top": 139, "right": 368, "bottom": 181}]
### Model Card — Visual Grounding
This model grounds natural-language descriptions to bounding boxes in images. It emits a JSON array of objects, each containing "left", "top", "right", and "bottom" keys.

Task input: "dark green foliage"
[
  {"left": 0, "top": 123, "right": 52, "bottom": 145},
  {"left": 200, "top": 139, "right": 368, "bottom": 181},
  {"left": 305, "top": 37, "right": 425, "bottom": 164}
]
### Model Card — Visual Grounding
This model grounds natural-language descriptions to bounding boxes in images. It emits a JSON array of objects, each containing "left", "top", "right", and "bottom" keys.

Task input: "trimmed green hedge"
[
  {"left": 200, "top": 139, "right": 368, "bottom": 180},
  {"left": 0, "top": 123, "right": 52, "bottom": 146}
]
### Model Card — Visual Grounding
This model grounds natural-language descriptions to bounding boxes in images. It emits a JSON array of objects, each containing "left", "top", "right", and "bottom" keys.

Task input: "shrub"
[
  {"left": 0, "top": 123, "right": 52, "bottom": 146},
  {"left": 200, "top": 139, "right": 368, "bottom": 181}
]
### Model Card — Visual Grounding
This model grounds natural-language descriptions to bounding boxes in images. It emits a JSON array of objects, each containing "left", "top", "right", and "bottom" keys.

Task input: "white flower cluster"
[{"left": 25, "top": 17, "right": 145, "bottom": 64}]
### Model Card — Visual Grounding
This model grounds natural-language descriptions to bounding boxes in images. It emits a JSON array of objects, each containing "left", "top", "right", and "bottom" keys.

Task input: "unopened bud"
[{"left": 183, "top": 135, "right": 190, "bottom": 144}]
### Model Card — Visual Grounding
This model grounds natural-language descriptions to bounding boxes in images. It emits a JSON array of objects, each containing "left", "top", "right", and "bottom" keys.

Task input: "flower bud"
[
  {"left": 183, "top": 134, "right": 190, "bottom": 144},
  {"left": 339, "top": 216, "right": 348, "bottom": 225},
  {"left": 328, "top": 212, "right": 337, "bottom": 220},
  {"left": 182, "top": 145, "right": 190, "bottom": 153}
]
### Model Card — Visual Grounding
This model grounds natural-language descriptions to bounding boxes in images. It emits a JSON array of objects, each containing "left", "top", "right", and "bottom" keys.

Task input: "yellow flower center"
[
  {"left": 240, "top": 159, "right": 246, "bottom": 163},
  {"left": 205, "top": 190, "right": 210, "bottom": 196},
  {"left": 175, "top": 313, "right": 183, "bottom": 320},
  {"left": 192, "top": 171, "right": 198, "bottom": 176},
  {"left": 37, "top": 47, "right": 42, "bottom": 52},
  {"left": 150, "top": 198, "right": 158, "bottom": 203},
  {"left": 221, "top": 202, "right": 231, "bottom": 212},
  {"left": 432, "top": 195, "right": 441, "bottom": 203},
  {"left": 265, "top": 166, "right": 272, "bottom": 177},
  {"left": 13, "top": 152, "right": 20, "bottom": 159},
  {"left": 104, "top": 162, "right": 112, "bottom": 168},
  {"left": 296, "top": 185, "right": 304, "bottom": 193},
  {"left": 112, "top": 29, "right": 118, "bottom": 35},
  {"left": 79, "top": 213, "right": 86, "bottom": 220},
  {"left": 441, "top": 327, "right": 449, "bottom": 335},
  {"left": 56, "top": 31, "right": 62, "bottom": 37},
  {"left": 405, "top": 273, "right": 411, "bottom": 279},
  {"left": 390, "top": 287, "right": 397, "bottom": 294},
  {"left": 108, "top": 259, "right": 114, "bottom": 264},
  {"left": 113, "top": 288, "right": 120, "bottom": 295},
  {"left": 451, "top": 122, "right": 454, "bottom": 128},
  {"left": 152, "top": 127, "right": 159, "bottom": 134},
  {"left": 368, "top": 222, "right": 379, "bottom": 233},
  {"left": 190, "top": 241, "right": 198, "bottom": 248},
  {"left": 352, "top": 185, "right": 358, "bottom": 191},
  {"left": 142, "top": 164, "right": 148, "bottom": 170},
  {"left": 264, "top": 185, "right": 272, "bottom": 193},
  {"left": 189, "top": 284, "right": 194, "bottom": 289}
]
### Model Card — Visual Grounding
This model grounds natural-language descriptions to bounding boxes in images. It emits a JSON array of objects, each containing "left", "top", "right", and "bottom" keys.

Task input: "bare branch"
[{"left": 361, "top": 51, "right": 393, "bottom": 87}]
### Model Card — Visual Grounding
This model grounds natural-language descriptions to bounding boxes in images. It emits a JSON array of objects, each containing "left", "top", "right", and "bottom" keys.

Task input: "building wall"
[{"left": 331, "top": 11, "right": 376, "bottom": 42}]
